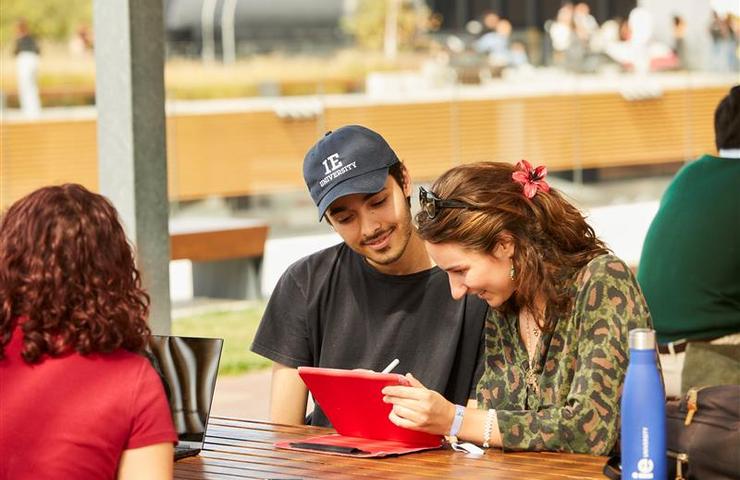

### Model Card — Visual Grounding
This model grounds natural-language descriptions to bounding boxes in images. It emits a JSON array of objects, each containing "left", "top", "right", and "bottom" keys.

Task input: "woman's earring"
[{"left": 509, "top": 262, "right": 515, "bottom": 280}]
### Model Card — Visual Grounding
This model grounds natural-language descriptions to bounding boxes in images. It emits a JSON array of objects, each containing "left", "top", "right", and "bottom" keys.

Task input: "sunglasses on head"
[{"left": 418, "top": 186, "right": 472, "bottom": 219}]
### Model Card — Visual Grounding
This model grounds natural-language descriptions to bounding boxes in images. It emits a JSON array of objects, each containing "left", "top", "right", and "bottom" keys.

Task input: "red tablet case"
[{"left": 274, "top": 367, "right": 443, "bottom": 457}]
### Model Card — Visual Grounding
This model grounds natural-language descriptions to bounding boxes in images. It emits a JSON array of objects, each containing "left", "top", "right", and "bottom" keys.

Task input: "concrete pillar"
[{"left": 93, "top": 0, "right": 172, "bottom": 334}]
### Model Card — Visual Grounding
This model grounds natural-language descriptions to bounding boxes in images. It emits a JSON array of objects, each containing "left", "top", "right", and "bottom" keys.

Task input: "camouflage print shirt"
[{"left": 476, "top": 254, "right": 652, "bottom": 455}]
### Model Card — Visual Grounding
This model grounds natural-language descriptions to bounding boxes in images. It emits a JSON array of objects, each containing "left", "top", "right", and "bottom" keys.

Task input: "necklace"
[{"left": 520, "top": 312, "right": 541, "bottom": 395}]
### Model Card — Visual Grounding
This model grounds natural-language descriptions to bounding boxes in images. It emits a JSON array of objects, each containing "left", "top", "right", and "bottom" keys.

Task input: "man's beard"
[{"left": 364, "top": 207, "right": 413, "bottom": 266}]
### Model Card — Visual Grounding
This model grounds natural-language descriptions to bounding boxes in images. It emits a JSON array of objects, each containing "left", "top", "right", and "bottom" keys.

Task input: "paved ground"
[
  {"left": 210, "top": 369, "right": 271, "bottom": 420},
  {"left": 210, "top": 369, "right": 316, "bottom": 421}
]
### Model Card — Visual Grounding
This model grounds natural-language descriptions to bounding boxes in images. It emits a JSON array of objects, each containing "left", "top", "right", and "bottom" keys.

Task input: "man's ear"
[{"left": 401, "top": 164, "right": 412, "bottom": 197}]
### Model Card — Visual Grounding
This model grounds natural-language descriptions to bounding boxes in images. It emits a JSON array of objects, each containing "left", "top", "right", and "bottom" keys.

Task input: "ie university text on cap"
[{"left": 303, "top": 125, "right": 400, "bottom": 220}]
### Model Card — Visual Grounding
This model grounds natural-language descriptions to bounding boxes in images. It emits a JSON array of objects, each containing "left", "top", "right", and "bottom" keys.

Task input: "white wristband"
[
  {"left": 448, "top": 404, "right": 465, "bottom": 437},
  {"left": 482, "top": 409, "right": 496, "bottom": 448}
]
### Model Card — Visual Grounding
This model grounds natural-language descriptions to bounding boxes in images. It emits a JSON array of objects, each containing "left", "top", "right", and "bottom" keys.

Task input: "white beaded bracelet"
[{"left": 482, "top": 409, "right": 496, "bottom": 448}]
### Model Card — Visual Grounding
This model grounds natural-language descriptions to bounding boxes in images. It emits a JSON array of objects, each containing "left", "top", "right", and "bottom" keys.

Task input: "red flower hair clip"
[{"left": 512, "top": 159, "right": 550, "bottom": 199}]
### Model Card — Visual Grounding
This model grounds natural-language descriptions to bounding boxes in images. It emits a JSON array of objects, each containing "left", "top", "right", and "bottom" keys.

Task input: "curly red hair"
[{"left": 0, "top": 184, "right": 151, "bottom": 363}]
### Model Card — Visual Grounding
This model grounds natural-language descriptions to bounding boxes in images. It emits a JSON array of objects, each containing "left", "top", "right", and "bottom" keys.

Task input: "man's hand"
[
  {"left": 269, "top": 362, "right": 309, "bottom": 425},
  {"left": 381, "top": 373, "right": 456, "bottom": 435}
]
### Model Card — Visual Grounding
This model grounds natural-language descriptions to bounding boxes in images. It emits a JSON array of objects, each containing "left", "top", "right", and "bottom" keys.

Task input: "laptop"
[{"left": 147, "top": 335, "right": 224, "bottom": 461}]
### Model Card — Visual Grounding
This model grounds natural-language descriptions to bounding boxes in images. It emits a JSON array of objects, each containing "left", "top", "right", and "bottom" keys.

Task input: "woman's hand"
[{"left": 381, "top": 373, "right": 456, "bottom": 436}]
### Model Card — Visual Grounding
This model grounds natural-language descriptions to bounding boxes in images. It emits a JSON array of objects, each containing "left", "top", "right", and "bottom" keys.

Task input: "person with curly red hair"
[{"left": 0, "top": 184, "right": 176, "bottom": 480}]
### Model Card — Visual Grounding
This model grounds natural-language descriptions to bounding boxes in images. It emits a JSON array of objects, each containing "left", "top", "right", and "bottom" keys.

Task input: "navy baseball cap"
[{"left": 303, "top": 125, "right": 400, "bottom": 220}]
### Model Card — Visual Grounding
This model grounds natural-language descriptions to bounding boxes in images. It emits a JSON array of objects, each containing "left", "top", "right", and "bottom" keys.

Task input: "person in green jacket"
[
  {"left": 637, "top": 85, "right": 740, "bottom": 397},
  {"left": 381, "top": 160, "right": 651, "bottom": 455}
]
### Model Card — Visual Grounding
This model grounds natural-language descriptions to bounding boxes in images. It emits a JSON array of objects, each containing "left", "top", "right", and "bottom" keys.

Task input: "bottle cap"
[{"left": 628, "top": 328, "right": 656, "bottom": 350}]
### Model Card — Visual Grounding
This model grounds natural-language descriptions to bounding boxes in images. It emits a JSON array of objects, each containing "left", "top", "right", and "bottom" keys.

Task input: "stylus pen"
[{"left": 381, "top": 358, "right": 400, "bottom": 374}]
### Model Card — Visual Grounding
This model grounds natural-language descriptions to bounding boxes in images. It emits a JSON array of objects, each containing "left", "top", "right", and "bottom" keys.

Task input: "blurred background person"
[
  {"left": 638, "top": 85, "right": 740, "bottom": 398},
  {"left": 548, "top": 3, "right": 574, "bottom": 67},
  {"left": 571, "top": 2, "right": 598, "bottom": 68},
  {"left": 468, "top": 9, "right": 498, "bottom": 42},
  {"left": 12, "top": 18, "right": 41, "bottom": 118},
  {"left": 0, "top": 184, "right": 177, "bottom": 480},
  {"left": 68, "top": 24, "right": 94, "bottom": 56},
  {"left": 709, "top": 9, "right": 739, "bottom": 72},
  {"left": 473, "top": 18, "right": 523, "bottom": 69},
  {"left": 488, "top": 19, "right": 513, "bottom": 67},
  {"left": 573, "top": 2, "right": 598, "bottom": 41},
  {"left": 628, "top": 6, "right": 653, "bottom": 74},
  {"left": 671, "top": 15, "right": 687, "bottom": 70},
  {"left": 508, "top": 40, "right": 530, "bottom": 69},
  {"left": 473, "top": 14, "right": 505, "bottom": 59},
  {"left": 480, "top": 9, "right": 499, "bottom": 35},
  {"left": 672, "top": 15, "right": 688, "bottom": 69}
]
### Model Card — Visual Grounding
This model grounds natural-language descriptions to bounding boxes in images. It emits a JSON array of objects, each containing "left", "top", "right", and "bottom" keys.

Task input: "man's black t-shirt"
[{"left": 251, "top": 242, "right": 488, "bottom": 427}]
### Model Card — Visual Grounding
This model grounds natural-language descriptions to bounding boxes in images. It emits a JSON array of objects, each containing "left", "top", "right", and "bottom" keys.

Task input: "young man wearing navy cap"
[{"left": 251, "top": 125, "right": 487, "bottom": 427}]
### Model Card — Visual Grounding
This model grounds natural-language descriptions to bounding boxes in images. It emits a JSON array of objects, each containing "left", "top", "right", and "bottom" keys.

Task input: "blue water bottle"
[{"left": 621, "top": 328, "right": 666, "bottom": 480}]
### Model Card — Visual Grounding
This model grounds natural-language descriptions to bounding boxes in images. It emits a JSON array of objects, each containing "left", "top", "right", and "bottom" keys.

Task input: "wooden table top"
[{"left": 174, "top": 417, "right": 608, "bottom": 479}]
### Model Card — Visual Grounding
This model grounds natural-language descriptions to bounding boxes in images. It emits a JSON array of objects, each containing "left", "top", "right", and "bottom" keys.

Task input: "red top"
[{"left": 0, "top": 326, "right": 177, "bottom": 480}]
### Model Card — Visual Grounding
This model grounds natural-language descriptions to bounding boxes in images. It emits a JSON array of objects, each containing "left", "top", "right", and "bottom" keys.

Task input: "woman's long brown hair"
[
  {"left": 0, "top": 184, "right": 151, "bottom": 363},
  {"left": 416, "top": 162, "right": 608, "bottom": 330}
]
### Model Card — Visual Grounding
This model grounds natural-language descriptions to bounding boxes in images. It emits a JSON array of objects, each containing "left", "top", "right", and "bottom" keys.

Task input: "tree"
[
  {"left": 0, "top": 0, "right": 92, "bottom": 46},
  {"left": 341, "top": 0, "right": 431, "bottom": 54}
]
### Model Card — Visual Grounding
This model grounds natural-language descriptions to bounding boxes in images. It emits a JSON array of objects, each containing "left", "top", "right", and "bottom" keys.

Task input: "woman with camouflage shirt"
[{"left": 382, "top": 161, "right": 652, "bottom": 455}]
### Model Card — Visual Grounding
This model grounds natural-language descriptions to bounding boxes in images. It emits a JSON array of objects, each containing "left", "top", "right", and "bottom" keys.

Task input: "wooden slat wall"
[
  {"left": 166, "top": 112, "right": 320, "bottom": 200},
  {"left": 0, "top": 85, "right": 728, "bottom": 210},
  {"left": 1, "top": 118, "right": 99, "bottom": 208}
]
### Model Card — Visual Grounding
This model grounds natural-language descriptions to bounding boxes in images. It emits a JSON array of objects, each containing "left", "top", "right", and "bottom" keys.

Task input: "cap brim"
[{"left": 316, "top": 167, "right": 390, "bottom": 220}]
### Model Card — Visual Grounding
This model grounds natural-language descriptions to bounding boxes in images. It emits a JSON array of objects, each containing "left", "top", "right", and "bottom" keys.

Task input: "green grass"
[{"left": 171, "top": 303, "right": 271, "bottom": 376}]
